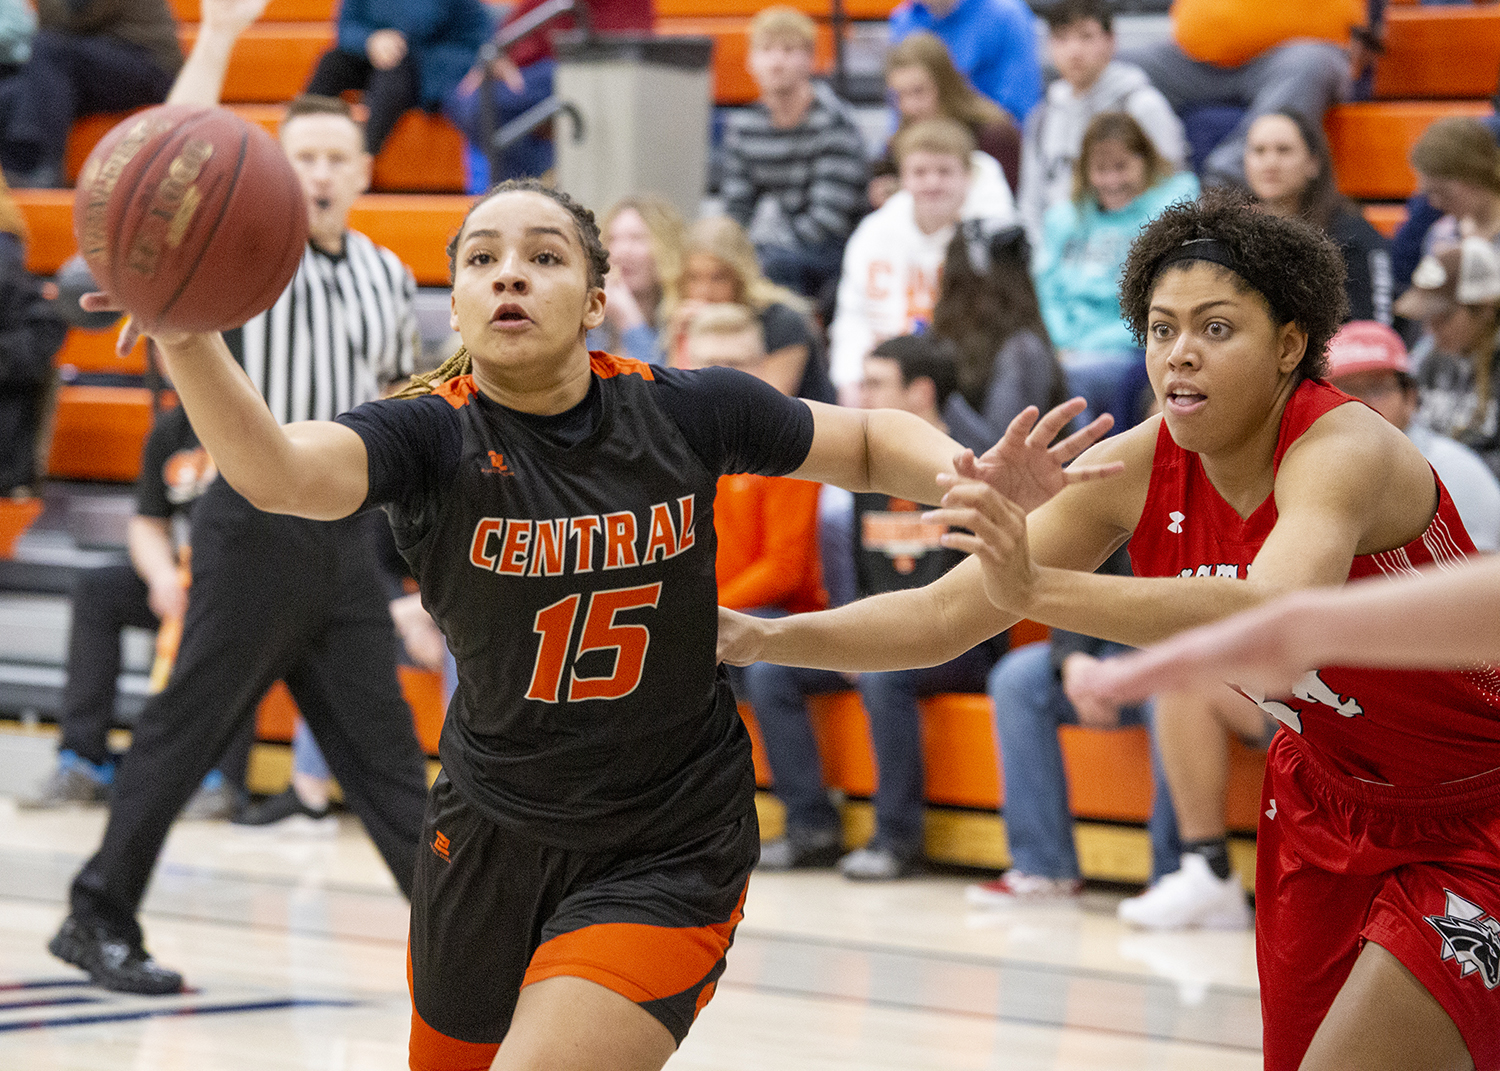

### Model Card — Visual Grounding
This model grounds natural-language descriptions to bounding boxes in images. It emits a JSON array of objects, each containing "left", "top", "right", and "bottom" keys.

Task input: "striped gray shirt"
[
  {"left": 720, "top": 82, "right": 868, "bottom": 249},
  {"left": 229, "top": 230, "right": 418, "bottom": 424}
]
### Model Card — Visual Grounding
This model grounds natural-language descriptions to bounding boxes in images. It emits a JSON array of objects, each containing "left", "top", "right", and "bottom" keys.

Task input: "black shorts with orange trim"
[{"left": 408, "top": 770, "right": 758, "bottom": 1062}]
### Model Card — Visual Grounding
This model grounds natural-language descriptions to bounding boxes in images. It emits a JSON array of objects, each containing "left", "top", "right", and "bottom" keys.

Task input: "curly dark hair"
[
  {"left": 1119, "top": 187, "right": 1348, "bottom": 383},
  {"left": 445, "top": 178, "right": 610, "bottom": 289}
]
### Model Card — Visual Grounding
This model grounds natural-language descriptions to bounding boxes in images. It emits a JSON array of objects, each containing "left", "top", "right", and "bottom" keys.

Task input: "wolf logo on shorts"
[{"left": 1426, "top": 890, "right": 1500, "bottom": 990}]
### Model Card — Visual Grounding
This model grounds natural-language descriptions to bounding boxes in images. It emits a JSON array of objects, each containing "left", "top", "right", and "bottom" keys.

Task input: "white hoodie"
[
  {"left": 1017, "top": 60, "right": 1186, "bottom": 247},
  {"left": 829, "top": 152, "right": 1017, "bottom": 389}
]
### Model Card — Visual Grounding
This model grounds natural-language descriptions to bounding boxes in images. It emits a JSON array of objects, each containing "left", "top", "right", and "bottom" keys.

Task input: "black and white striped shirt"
[
  {"left": 227, "top": 230, "right": 418, "bottom": 424},
  {"left": 719, "top": 82, "right": 868, "bottom": 249}
]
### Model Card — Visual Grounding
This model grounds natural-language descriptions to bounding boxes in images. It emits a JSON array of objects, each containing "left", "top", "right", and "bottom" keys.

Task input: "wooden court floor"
[{"left": 0, "top": 799, "right": 1263, "bottom": 1070}]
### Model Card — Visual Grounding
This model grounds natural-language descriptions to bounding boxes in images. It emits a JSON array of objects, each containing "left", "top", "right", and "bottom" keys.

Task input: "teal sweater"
[{"left": 1034, "top": 171, "right": 1199, "bottom": 355}]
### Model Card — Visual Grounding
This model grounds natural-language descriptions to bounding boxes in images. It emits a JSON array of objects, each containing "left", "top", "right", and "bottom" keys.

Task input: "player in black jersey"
[{"left": 109, "top": 178, "right": 1114, "bottom": 1071}]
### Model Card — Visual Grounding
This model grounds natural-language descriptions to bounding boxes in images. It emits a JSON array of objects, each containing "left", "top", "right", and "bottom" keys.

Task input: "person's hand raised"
[{"left": 952, "top": 399, "right": 1123, "bottom": 514}]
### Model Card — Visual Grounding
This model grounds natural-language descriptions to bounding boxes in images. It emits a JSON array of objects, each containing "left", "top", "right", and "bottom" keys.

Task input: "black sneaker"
[
  {"left": 232, "top": 786, "right": 335, "bottom": 829},
  {"left": 758, "top": 827, "right": 843, "bottom": 870},
  {"left": 48, "top": 916, "right": 183, "bottom": 995}
]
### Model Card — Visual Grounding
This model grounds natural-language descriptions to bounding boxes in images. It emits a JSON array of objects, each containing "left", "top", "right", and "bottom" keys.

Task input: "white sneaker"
[
  {"left": 966, "top": 870, "right": 1083, "bottom": 908},
  {"left": 1117, "top": 853, "right": 1252, "bottom": 931}
]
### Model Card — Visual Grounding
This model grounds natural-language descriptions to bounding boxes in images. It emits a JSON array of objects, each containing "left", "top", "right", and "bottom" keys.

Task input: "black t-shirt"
[
  {"left": 337, "top": 354, "right": 814, "bottom": 850},
  {"left": 761, "top": 301, "right": 836, "bottom": 405},
  {"left": 134, "top": 405, "right": 212, "bottom": 524},
  {"left": 851, "top": 491, "right": 965, "bottom": 597}
]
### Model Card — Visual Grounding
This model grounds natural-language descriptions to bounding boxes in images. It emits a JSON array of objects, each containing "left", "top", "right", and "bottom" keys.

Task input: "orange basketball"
[{"left": 72, "top": 105, "right": 309, "bottom": 334}]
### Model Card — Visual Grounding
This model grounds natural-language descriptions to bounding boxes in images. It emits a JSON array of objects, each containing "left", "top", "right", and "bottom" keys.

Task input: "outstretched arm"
[
  {"left": 793, "top": 397, "right": 1120, "bottom": 514},
  {"left": 1072, "top": 555, "right": 1500, "bottom": 705},
  {"left": 152, "top": 331, "right": 369, "bottom": 519},
  {"left": 167, "top": 0, "right": 271, "bottom": 107}
]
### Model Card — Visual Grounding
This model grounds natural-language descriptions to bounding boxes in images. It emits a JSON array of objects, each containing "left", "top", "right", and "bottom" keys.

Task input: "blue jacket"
[
  {"left": 889, "top": 0, "right": 1042, "bottom": 121},
  {"left": 336, "top": 0, "right": 494, "bottom": 108},
  {"left": 1034, "top": 171, "right": 1200, "bottom": 355}
]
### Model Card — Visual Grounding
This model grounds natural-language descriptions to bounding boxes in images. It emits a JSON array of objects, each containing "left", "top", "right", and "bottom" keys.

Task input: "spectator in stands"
[
  {"left": 1396, "top": 238, "right": 1500, "bottom": 478},
  {"left": 929, "top": 220, "right": 1069, "bottom": 454},
  {"left": 1326, "top": 320, "right": 1500, "bottom": 551},
  {"left": 685, "top": 304, "right": 826, "bottom": 626},
  {"left": 0, "top": 172, "right": 65, "bottom": 495},
  {"left": 888, "top": 0, "right": 1042, "bottom": 124},
  {"left": 446, "top": 0, "right": 654, "bottom": 189},
  {"left": 305, "top": 0, "right": 492, "bottom": 157},
  {"left": 1017, "top": 0, "right": 1185, "bottom": 247},
  {"left": 1410, "top": 116, "right": 1500, "bottom": 254},
  {"left": 585, "top": 194, "right": 684, "bottom": 367},
  {"left": 1124, "top": 0, "right": 1381, "bottom": 188},
  {"left": 719, "top": 6, "right": 867, "bottom": 300},
  {"left": 1393, "top": 115, "right": 1500, "bottom": 294},
  {"left": 830, "top": 118, "right": 1014, "bottom": 402},
  {"left": 665, "top": 214, "right": 834, "bottom": 404},
  {"left": 868, "top": 31, "right": 1021, "bottom": 209},
  {"left": 1032, "top": 112, "right": 1198, "bottom": 426},
  {"left": 1243, "top": 110, "right": 1392, "bottom": 325},
  {"left": 17, "top": 388, "right": 253, "bottom": 817},
  {"left": 47, "top": 9, "right": 429, "bottom": 995},
  {"left": 0, "top": 0, "right": 34, "bottom": 79},
  {"left": 0, "top": 0, "right": 182, "bottom": 189},
  {"left": 749, "top": 334, "right": 1002, "bottom": 879},
  {"left": 968, "top": 548, "right": 1186, "bottom": 909}
]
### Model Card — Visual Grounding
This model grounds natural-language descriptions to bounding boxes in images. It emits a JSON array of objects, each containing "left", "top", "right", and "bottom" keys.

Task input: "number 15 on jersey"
[{"left": 525, "top": 584, "right": 662, "bottom": 703}]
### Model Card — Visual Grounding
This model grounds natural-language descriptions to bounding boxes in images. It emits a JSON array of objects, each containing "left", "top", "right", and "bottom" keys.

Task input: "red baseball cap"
[{"left": 1326, "top": 320, "right": 1410, "bottom": 378}]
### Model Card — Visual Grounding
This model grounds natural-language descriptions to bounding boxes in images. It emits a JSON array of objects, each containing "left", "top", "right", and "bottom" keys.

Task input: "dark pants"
[
  {"left": 69, "top": 479, "right": 430, "bottom": 944},
  {"left": 744, "top": 645, "right": 997, "bottom": 853},
  {"left": 756, "top": 240, "right": 846, "bottom": 302},
  {"left": 1, "top": 30, "right": 173, "bottom": 180},
  {"left": 305, "top": 47, "right": 419, "bottom": 155},
  {"left": 57, "top": 562, "right": 254, "bottom": 783}
]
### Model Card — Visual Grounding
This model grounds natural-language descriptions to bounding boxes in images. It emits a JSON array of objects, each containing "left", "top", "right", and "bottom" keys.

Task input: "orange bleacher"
[{"left": 18, "top": 0, "right": 1494, "bottom": 872}]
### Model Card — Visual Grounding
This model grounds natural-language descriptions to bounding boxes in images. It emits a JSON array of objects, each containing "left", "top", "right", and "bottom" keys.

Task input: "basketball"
[{"left": 71, "top": 105, "right": 309, "bottom": 334}]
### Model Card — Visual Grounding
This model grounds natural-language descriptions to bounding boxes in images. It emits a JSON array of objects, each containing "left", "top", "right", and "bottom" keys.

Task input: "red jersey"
[{"left": 1129, "top": 378, "right": 1500, "bottom": 786}]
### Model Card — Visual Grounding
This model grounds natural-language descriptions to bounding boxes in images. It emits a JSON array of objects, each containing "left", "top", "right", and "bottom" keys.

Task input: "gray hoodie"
[{"left": 1017, "top": 60, "right": 1185, "bottom": 247}]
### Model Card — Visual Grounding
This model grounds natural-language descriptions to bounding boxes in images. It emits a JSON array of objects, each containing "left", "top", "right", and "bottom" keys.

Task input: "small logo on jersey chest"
[
  {"left": 432, "top": 830, "right": 452, "bottom": 862},
  {"left": 481, "top": 451, "right": 512, "bottom": 475},
  {"left": 1426, "top": 890, "right": 1500, "bottom": 989},
  {"left": 1168, "top": 511, "right": 1185, "bottom": 534}
]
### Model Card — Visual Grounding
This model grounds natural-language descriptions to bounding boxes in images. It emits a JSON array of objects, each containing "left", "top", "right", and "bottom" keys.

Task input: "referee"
[{"left": 49, "top": 93, "right": 431, "bottom": 994}]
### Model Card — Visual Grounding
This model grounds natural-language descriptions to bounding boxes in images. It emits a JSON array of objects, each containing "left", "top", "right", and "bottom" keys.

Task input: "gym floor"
[{"left": 0, "top": 800, "right": 1263, "bottom": 1070}]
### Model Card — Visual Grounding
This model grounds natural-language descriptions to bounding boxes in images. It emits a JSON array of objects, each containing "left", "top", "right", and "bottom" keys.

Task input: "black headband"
[
  {"left": 1155, "top": 237, "right": 1239, "bottom": 277},
  {"left": 1151, "top": 237, "right": 1287, "bottom": 323}
]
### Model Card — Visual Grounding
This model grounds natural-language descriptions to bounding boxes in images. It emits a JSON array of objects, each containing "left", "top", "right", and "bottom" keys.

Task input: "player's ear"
[
  {"left": 582, "top": 285, "right": 606, "bottom": 332},
  {"left": 1276, "top": 321, "right": 1308, "bottom": 375},
  {"left": 450, "top": 288, "right": 460, "bottom": 332},
  {"left": 356, "top": 151, "right": 373, "bottom": 196}
]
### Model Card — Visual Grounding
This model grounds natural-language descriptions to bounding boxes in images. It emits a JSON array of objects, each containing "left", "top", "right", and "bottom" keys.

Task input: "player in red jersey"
[
  {"left": 91, "top": 178, "right": 1116, "bottom": 1071},
  {"left": 721, "top": 189, "right": 1500, "bottom": 1071}
]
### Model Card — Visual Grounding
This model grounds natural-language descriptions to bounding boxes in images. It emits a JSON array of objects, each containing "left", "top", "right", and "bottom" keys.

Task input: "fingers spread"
[
  {"left": 1027, "top": 397, "right": 1089, "bottom": 447},
  {"left": 1062, "top": 459, "right": 1127, "bottom": 485}
]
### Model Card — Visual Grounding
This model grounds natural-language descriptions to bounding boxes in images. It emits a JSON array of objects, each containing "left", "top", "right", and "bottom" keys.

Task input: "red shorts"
[{"left": 1257, "top": 732, "right": 1500, "bottom": 1071}]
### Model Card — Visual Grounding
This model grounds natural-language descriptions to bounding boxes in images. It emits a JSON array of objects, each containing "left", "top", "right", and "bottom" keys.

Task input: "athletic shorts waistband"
[{"left": 1278, "top": 732, "right": 1500, "bottom": 817}]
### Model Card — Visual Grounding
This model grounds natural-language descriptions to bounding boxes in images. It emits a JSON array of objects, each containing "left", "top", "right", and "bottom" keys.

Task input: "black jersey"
[{"left": 338, "top": 352, "right": 815, "bottom": 851}]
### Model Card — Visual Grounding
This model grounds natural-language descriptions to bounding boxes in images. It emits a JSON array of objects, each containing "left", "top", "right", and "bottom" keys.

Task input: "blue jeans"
[
  {"left": 446, "top": 58, "right": 556, "bottom": 189},
  {"left": 989, "top": 642, "right": 1180, "bottom": 883},
  {"left": 744, "top": 645, "right": 997, "bottom": 852}
]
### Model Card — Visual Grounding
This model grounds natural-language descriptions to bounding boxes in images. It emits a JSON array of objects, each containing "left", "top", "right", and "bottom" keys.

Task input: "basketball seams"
[{"left": 154, "top": 118, "right": 249, "bottom": 328}]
